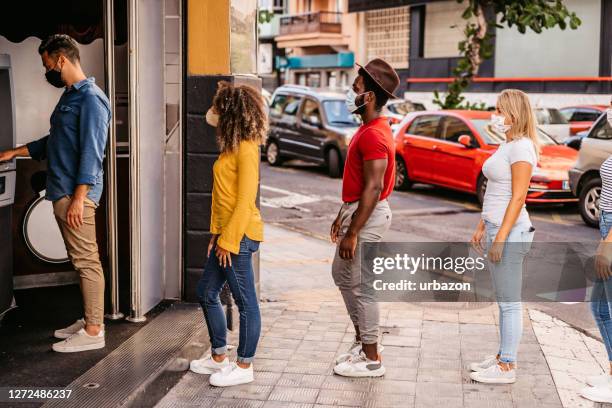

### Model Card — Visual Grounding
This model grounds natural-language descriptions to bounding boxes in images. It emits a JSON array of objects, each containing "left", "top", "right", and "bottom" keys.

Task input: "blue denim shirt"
[{"left": 27, "top": 77, "right": 110, "bottom": 204}]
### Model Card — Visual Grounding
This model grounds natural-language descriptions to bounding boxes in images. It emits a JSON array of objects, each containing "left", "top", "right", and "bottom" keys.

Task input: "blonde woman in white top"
[{"left": 469, "top": 89, "right": 539, "bottom": 384}]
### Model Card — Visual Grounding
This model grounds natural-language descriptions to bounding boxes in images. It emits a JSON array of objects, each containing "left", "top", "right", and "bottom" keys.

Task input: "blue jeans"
[
  {"left": 484, "top": 220, "right": 534, "bottom": 363},
  {"left": 590, "top": 211, "right": 612, "bottom": 361},
  {"left": 196, "top": 236, "right": 261, "bottom": 363}
]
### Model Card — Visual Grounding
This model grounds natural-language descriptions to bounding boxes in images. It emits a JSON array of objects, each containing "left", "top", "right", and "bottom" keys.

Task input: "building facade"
[
  {"left": 271, "top": 0, "right": 358, "bottom": 88},
  {"left": 348, "top": 0, "right": 611, "bottom": 107},
  {"left": 0, "top": 0, "right": 260, "bottom": 320}
]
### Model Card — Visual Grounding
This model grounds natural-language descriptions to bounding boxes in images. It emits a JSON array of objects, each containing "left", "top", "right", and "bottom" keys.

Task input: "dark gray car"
[{"left": 265, "top": 85, "right": 360, "bottom": 178}]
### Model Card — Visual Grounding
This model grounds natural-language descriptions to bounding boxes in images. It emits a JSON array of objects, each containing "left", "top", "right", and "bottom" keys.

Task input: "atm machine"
[{"left": 0, "top": 54, "right": 17, "bottom": 320}]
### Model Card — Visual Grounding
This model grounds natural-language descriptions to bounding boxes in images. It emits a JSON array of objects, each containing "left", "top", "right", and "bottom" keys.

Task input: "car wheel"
[
  {"left": 579, "top": 177, "right": 601, "bottom": 228},
  {"left": 394, "top": 156, "right": 412, "bottom": 191},
  {"left": 327, "top": 148, "right": 342, "bottom": 178},
  {"left": 266, "top": 141, "right": 282, "bottom": 166},
  {"left": 477, "top": 175, "right": 487, "bottom": 206}
]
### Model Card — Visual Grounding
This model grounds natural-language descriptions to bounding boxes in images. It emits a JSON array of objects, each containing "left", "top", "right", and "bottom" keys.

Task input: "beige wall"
[{"left": 424, "top": 1, "right": 466, "bottom": 58}]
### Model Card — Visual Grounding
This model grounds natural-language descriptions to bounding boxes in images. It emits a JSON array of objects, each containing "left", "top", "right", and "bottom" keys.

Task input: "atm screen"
[
  {"left": 0, "top": 68, "right": 14, "bottom": 152},
  {"left": 0, "top": 176, "right": 5, "bottom": 195}
]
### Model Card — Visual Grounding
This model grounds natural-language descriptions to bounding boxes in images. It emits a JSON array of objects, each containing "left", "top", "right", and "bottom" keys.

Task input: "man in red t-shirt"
[{"left": 330, "top": 59, "right": 399, "bottom": 378}]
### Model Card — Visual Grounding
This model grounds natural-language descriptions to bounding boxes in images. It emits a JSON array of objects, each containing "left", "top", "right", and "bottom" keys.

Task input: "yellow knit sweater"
[{"left": 210, "top": 140, "right": 264, "bottom": 254}]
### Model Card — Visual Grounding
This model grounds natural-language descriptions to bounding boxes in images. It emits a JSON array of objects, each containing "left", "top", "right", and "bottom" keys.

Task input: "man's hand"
[
  {"left": 215, "top": 245, "right": 232, "bottom": 268},
  {"left": 330, "top": 216, "right": 342, "bottom": 243},
  {"left": 0, "top": 149, "right": 15, "bottom": 162},
  {"left": 66, "top": 196, "right": 85, "bottom": 230},
  {"left": 339, "top": 232, "right": 358, "bottom": 260}
]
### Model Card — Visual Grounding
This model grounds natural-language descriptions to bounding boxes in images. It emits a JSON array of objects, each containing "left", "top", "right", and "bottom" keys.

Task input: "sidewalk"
[{"left": 156, "top": 224, "right": 610, "bottom": 408}]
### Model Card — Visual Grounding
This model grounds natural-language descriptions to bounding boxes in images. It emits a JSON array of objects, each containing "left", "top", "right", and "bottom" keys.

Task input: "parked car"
[
  {"left": 568, "top": 114, "right": 612, "bottom": 227},
  {"left": 534, "top": 107, "right": 571, "bottom": 143},
  {"left": 560, "top": 105, "right": 607, "bottom": 135},
  {"left": 563, "top": 130, "right": 590, "bottom": 151},
  {"left": 265, "top": 85, "right": 360, "bottom": 178},
  {"left": 394, "top": 110, "right": 579, "bottom": 205},
  {"left": 383, "top": 99, "right": 426, "bottom": 125}
]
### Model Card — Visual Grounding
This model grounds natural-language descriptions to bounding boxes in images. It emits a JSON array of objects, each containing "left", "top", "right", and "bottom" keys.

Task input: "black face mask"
[{"left": 45, "top": 66, "right": 64, "bottom": 88}]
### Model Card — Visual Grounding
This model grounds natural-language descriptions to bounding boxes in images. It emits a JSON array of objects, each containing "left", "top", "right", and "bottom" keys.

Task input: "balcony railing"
[{"left": 279, "top": 11, "right": 342, "bottom": 36}]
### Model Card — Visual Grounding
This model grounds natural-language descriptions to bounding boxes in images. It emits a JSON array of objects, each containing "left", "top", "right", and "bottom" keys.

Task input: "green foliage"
[
  {"left": 434, "top": 0, "right": 582, "bottom": 110},
  {"left": 258, "top": 9, "right": 274, "bottom": 25}
]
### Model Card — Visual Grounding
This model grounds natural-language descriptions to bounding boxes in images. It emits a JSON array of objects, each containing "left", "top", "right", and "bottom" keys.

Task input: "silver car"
[
  {"left": 568, "top": 113, "right": 612, "bottom": 227},
  {"left": 535, "top": 108, "right": 571, "bottom": 143}
]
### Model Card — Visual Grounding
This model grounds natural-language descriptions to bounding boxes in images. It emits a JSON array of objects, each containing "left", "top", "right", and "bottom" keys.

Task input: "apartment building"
[{"left": 348, "top": 0, "right": 611, "bottom": 107}]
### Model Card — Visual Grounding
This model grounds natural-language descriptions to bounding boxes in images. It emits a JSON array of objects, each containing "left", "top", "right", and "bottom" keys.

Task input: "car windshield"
[
  {"left": 387, "top": 100, "right": 425, "bottom": 115},
  {"left": 535, "top": 108, "right": 569, "bottom": 125},
  {"left": 471, "top": 119, "right": 558, "bottom": 146},
  {"left": 323, "top": 100, "right": 361, "bottom": 126}
]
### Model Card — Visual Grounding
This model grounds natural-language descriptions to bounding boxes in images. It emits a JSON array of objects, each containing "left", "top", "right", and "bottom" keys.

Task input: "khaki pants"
[
  {"left": 53, "top": 196, "right": 105, "bottom": 325},
  {"left": 331, "top": 200, "right": 392, "bottom": 344}
]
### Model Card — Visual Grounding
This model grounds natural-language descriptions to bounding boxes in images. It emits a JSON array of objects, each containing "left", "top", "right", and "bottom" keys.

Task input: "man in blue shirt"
[{"left": 0, "top": 34, "right": 110, "bottom": 353}]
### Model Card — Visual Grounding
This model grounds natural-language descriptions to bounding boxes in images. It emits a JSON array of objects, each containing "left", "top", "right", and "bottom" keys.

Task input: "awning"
[{"left": 276, "top": 52, "right": 355, "bottom": 70}]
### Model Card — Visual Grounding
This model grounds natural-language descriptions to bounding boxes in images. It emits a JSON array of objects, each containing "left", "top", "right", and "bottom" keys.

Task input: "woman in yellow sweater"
[{"left": 190, "top": 82, "right": 266, "bottom": 387}]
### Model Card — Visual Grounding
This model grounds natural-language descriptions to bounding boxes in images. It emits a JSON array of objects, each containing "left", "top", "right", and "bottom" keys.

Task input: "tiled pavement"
[{"left": 155, "top": 224, "right": 608, "bottom": 408}]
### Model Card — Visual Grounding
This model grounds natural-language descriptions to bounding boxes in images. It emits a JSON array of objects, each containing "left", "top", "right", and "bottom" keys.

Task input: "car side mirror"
[{"left": 458, "top": 134, "right": 473, "bottom": 148}]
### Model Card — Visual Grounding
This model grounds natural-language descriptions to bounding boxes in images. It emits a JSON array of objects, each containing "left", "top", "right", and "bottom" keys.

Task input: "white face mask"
[
  {"left": 345, "top": 88, "right": 369, "bottom": 114},
  {"left": 491, "top": 114, "right": 512, "bottom": 134},
  {"left": 607, "top": 108, "right": 612, "bottom": 127},
  {"left": 206, "top": 108, "right": 219, "bottom": 127}
]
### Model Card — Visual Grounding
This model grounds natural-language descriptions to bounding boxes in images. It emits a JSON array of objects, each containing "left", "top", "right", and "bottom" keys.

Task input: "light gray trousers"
[{"left": 331, "top": 200, "right": 392, "bottom": 344}]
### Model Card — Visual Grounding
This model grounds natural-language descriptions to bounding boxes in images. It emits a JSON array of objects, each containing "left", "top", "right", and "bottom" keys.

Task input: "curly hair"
[{"left": 211, "top": 81, "right": 268, "bottom": 153}]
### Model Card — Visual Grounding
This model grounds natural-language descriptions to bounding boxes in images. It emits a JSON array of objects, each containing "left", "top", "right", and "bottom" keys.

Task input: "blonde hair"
[{"left": 496, "top": 89, "right": 540, "bottom": 157}]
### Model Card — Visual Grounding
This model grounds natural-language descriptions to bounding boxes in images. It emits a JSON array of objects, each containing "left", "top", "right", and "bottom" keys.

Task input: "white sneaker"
[
  {"left": 52, "top": 328, "right": 105, "bottom": 353},
  {"left": 470, "top": 363, "right": 516, "bottom": 384},
  {"left": 189, "top": 355, "right": 230, "bottom": 375},
  {"left": 581, "top": 385, "right": 612, "bottom": 403},
  {"left": 209, "top": 362, "right": 254, "bottom": 387},
  {"left": 586, "top": 372, "right": 612, "bottom": 388},
  {"left": 54, "top": 319, "right": 86, "bottom": 339},
  {"left": 470, "top": 355, "right": 498, "bottom": 372},
  {"left": 335, "top": 341, "right": 385, "bottom": 365},
  {"left": 333, "top": 351, "right": 385, "bottom": 378}
]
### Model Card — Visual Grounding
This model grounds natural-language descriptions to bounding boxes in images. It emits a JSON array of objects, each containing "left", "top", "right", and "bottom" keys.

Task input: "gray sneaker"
[
  {"left": 52, "top": 328, "right": 105, "bottom": 353},
  {"left": 335, "top": 341, "right": 385, "bottom": 365},
  {"left": 54, "top": 319, "right": 86, "bottom": 339}
]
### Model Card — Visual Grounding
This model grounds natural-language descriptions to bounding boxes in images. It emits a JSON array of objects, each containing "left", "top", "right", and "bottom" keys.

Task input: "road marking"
[{"left": 261, "top": 185, "right": 321, "bottom": 212}]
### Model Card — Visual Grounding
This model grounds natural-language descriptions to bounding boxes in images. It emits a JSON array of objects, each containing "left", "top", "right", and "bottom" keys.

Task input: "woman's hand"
[
  {"left": 207, "top": 235, "right": 218, "bottom": 257},
  {"left": 595, "top": 241, "right": 612, "bottom": 280},
  {"left": 471, "top": 221, "right": 485, "bottom": 255},
  {"left": 488, "top": 241, "right": 505, "bottom": 263},
  {"left": 215, "top": 245, "right": 233, "bottom": 268}
]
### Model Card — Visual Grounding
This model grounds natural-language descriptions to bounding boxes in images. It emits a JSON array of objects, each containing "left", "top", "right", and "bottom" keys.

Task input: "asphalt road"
[{"left": 260, "top": 160, "right": 602, "bottom": 339}]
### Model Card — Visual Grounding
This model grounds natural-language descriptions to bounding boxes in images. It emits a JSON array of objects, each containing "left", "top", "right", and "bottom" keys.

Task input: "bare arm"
[
  {"left": 338, "top": 158, "right": 387, "bottom": 260},
  {"left": 0, "top": 145, "right": 29, "bottom": 161}
]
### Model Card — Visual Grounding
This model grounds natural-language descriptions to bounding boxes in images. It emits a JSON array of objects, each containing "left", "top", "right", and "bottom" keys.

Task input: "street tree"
[{"left": 433, "top": 0, "right": 582, "bottom": 110}]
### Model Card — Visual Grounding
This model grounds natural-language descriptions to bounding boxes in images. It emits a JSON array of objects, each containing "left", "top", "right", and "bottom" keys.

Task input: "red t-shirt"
[{"left": 342, "top": 117, "right": 396, "bottom": 203}]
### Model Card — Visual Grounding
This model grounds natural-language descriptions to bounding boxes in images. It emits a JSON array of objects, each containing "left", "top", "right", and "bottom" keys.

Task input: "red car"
[
  {"left": 559, "top": 105, "right": 607, "bottom": 135},
  {"left": 394, "top": 110, "right": 579, "bottom": 204}
]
